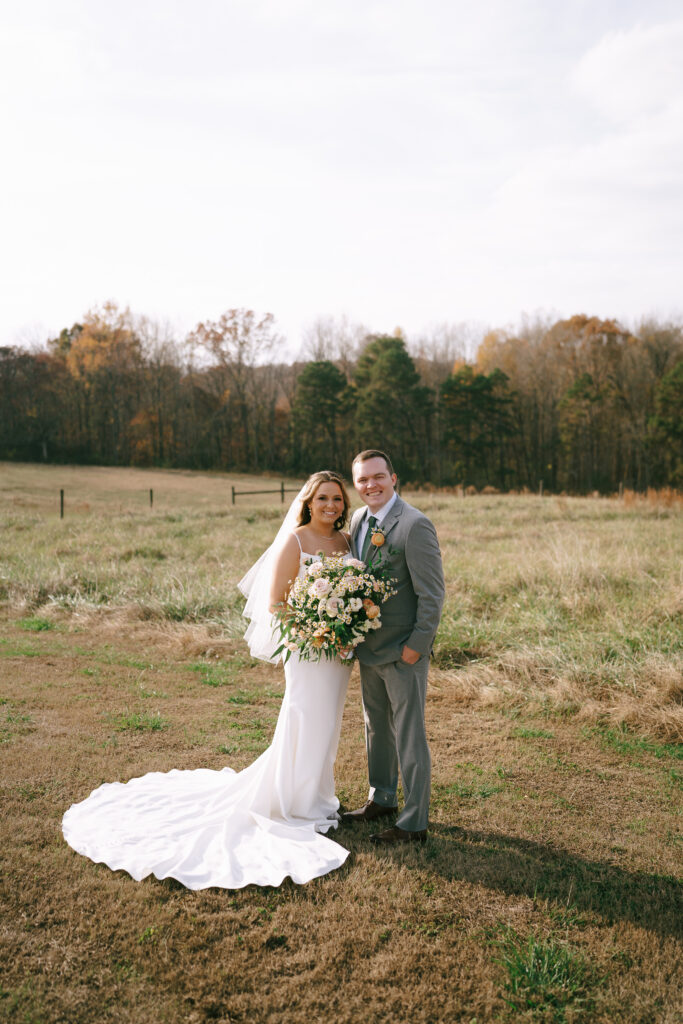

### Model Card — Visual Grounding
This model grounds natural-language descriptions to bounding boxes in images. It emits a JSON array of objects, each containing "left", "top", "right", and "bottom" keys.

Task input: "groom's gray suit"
[{"left": 350, "top": 496, "right": 445, "bottom": 832}]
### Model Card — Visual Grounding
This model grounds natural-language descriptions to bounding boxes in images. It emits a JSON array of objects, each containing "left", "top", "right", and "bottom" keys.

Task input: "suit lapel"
[{"left": 380, "top": 495, "right": 403, "bottom": 538}]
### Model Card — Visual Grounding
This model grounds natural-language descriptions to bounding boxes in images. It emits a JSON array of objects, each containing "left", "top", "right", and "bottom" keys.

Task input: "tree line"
[{"left": 1, "top": 303, "right": 681, "bottom": 492}]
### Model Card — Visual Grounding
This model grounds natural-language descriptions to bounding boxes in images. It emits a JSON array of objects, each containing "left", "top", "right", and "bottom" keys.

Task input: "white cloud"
[
  {"left": 483, "top": 16, "right": 683, "bottom": 273},
  {"left": 572, "top": 17, "right": 683, "bottom": 122}
]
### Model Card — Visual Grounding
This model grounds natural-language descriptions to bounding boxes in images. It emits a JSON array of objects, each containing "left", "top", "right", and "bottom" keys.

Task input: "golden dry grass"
[{"left": 1, "top": 463, "right": 682, "bottom": 1023}]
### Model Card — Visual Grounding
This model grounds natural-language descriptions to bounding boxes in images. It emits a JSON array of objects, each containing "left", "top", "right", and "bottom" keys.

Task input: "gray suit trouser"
[{"left": 359, "top": 657, "right": 431, "bottom": 832}]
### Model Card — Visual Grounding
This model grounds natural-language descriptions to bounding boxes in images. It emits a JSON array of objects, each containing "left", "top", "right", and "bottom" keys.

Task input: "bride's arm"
[{"left": 269, "top": 535, "right": 301, "bottom": 612}]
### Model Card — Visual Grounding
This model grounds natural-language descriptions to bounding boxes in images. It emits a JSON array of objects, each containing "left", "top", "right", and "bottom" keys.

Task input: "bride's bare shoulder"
[{"left": 275, "top": 532, "right": 302, "bottom": 560}]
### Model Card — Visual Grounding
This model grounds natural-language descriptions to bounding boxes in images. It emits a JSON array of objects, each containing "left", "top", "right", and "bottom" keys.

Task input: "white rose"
[{"left": 309, "top": 577, "right": 332, "bottom": 598}]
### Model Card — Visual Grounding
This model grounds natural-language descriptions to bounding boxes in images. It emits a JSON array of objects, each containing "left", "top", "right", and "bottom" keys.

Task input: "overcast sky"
[{"left": 2, "top": 0, "right": 682, "bottom": 355}]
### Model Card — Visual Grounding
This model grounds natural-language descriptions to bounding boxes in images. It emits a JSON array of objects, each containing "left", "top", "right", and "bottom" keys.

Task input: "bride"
[{"left": 62, "top": 471, "right": 354, "bottom": 890}]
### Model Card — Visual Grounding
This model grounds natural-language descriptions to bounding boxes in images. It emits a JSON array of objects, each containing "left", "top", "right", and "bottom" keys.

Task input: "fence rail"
[
  {"left": 55, "top": 484, "right": 302, "bottom": 516},
  {"left": 231, "top": 482, "right": 300, "bottom": 504}
]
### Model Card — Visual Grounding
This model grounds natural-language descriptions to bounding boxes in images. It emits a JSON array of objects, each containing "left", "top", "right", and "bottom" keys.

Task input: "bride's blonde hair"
[{"left": 297, "top": 471, "right": 350, "bottom": 530}]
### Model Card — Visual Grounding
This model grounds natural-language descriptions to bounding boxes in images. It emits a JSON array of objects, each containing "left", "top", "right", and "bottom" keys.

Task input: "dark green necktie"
[{"left": 361, "top": 515, "right": 377, "bottom": 562}]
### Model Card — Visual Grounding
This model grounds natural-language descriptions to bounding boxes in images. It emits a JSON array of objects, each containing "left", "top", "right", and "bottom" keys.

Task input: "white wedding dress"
[{"left": 62, "top": 550, "right": 352, "bottom": 889}]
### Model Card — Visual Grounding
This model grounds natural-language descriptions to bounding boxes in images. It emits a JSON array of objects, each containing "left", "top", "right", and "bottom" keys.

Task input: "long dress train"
[{"left": 62, "top": 553, "right": 351, "bottom": 889}]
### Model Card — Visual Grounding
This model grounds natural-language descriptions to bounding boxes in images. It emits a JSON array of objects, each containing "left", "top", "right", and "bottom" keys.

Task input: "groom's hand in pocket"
[{"left": 400, "top": 645, "right": 420, "bottom": 665}]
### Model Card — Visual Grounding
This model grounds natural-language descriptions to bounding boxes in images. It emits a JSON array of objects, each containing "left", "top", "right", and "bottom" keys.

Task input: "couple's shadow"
[{"left": 341, "top": 823, "right": 682, "bottom": 940}]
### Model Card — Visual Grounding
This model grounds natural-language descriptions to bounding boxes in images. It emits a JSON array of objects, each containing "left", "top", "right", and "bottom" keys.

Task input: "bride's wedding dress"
[{"left": 62, "top": 549, "right": 351, "bottom": 889}]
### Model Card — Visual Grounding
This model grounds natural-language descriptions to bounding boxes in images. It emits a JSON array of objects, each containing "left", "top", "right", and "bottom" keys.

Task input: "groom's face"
[{"left": 353, "top": 456, "right": 397, "bottom": 513}]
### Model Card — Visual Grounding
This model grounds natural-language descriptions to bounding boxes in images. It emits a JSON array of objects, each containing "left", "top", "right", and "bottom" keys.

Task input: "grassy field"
[{"left": 1, "top": 462, "right": 681, "bottom": 1023}]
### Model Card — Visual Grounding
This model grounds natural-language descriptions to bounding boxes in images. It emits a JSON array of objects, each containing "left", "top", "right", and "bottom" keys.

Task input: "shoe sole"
[{"left": 341, "top": 807, "right": 398, "bottom": 824}]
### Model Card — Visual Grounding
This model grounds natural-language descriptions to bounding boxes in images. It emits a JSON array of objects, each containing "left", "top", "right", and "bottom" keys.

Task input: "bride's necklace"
[
  {"left": 307, "top": 526, "right": 336, "bottom": 540},
  {"left": 306, "top": 525, "right": 346, "bottom": 553}
]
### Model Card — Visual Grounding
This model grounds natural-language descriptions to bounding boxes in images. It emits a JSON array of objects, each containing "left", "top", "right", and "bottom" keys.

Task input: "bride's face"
[{"left": 309, "top": 481, "right": 345, "bottom": 531}]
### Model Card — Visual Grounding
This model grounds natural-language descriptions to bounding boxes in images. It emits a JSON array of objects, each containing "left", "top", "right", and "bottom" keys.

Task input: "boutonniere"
[{"left": 370, "top": 524, "right": 387, "bottom": 548}]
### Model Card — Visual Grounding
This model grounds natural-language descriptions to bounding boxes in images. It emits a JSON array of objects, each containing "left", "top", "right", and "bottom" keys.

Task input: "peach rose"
[{"left": 362, "top": 599, "right": 380, "bottom": 619}]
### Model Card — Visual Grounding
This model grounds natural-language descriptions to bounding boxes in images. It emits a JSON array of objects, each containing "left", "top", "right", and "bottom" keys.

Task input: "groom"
[{"left": 343, "top": 450, "right": 445, "bottom": 844}]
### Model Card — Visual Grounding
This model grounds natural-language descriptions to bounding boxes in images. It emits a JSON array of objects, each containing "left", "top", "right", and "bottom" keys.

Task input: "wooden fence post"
[
  {"left": 150, "top": 488, "right": 153, "bottom": 508},
  {"left": 539, "top": 480, "right": 544, "bottom": 497},
  {"left": 60, "top": 489, "right": 64, "bottom": 519},
  {"left": 281, "top": 481, "right": 285, "bottom": 503},
  {"left": 232, "top": 486, "right": 236, "bottom": 505}
]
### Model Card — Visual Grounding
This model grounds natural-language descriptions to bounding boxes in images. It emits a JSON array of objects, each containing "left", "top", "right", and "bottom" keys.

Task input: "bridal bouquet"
[{"left": 274, "top": 555, "right": 397, "bottom": 662}]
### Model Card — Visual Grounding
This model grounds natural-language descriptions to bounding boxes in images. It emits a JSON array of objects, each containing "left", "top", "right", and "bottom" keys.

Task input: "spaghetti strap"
[{"left": 292, "top": 533, "right": 303, "bottom": 552}]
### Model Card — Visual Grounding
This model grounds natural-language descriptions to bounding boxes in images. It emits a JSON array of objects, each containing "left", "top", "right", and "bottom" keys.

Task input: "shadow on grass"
[{"left": 345, "top": 824, "right": 683, "bottom": 940}]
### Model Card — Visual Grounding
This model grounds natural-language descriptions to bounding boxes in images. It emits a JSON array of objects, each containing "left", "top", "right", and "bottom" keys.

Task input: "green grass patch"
[
  {"left": 0, "top": 639, "right": 42, "bottom": 657},
  {"left": 189, "top": 656, "right": 261, "bottom": 688},
  {"left": 226, "top": 717, "right": 272, "bottom": 752},
  {"left": 226, "top": 687, "right": 280, "bottom": 705},
  {"left": 512, "top": 726, "right": 555, "bottom": 739},
  {"left": 492, "top": 926, "right": 596, "bottom": 1021},
  {"left": 591, "top": 724, "right": 683, "bottom": 761},
  {"left": 107, "top": 710, "right": 170, "bottom": 732},
  {"left": 0, "top": 703, "right": 34, "bottom": 743},
  {"left": 189, "top": 661, "right": 234, "bottom": 687},
  {"left": 16, "top": 616, "right": 53, "bottom": 631},
  {"left": 217, "top": 742, "right": 238, "bottom": 755},
  {"left": 432, "top": 761, "right": 507, "bottom": 806}
]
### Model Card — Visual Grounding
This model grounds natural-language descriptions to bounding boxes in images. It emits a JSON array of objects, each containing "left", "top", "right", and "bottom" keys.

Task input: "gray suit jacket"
[{"left": 350, "top": 495, "right": 445, "bottom": 666}]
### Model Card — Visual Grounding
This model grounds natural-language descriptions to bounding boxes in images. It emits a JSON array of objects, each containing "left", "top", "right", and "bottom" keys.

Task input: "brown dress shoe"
[
  {"left": 369, "top": 826, "right": 427, "bottom": 844},
  {"left": 341, "top": 800, "right": 398, "bottom": 824}
]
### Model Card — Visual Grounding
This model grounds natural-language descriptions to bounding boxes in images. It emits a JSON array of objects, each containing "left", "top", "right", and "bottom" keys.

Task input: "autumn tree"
[
  {"left": 188, "top": 309, "right": 283, "bottom": 470},
  {"left": 1, "top": 304, "right": 681, "bottom": 491},
  {"left": 45, "top": 304, "right": 145, "bottom": 463}
]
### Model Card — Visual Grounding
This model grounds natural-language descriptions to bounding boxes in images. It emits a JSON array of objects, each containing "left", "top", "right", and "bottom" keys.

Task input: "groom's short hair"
[{"left": 352, "top": 449, "right": 394, "bottom": 476}]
